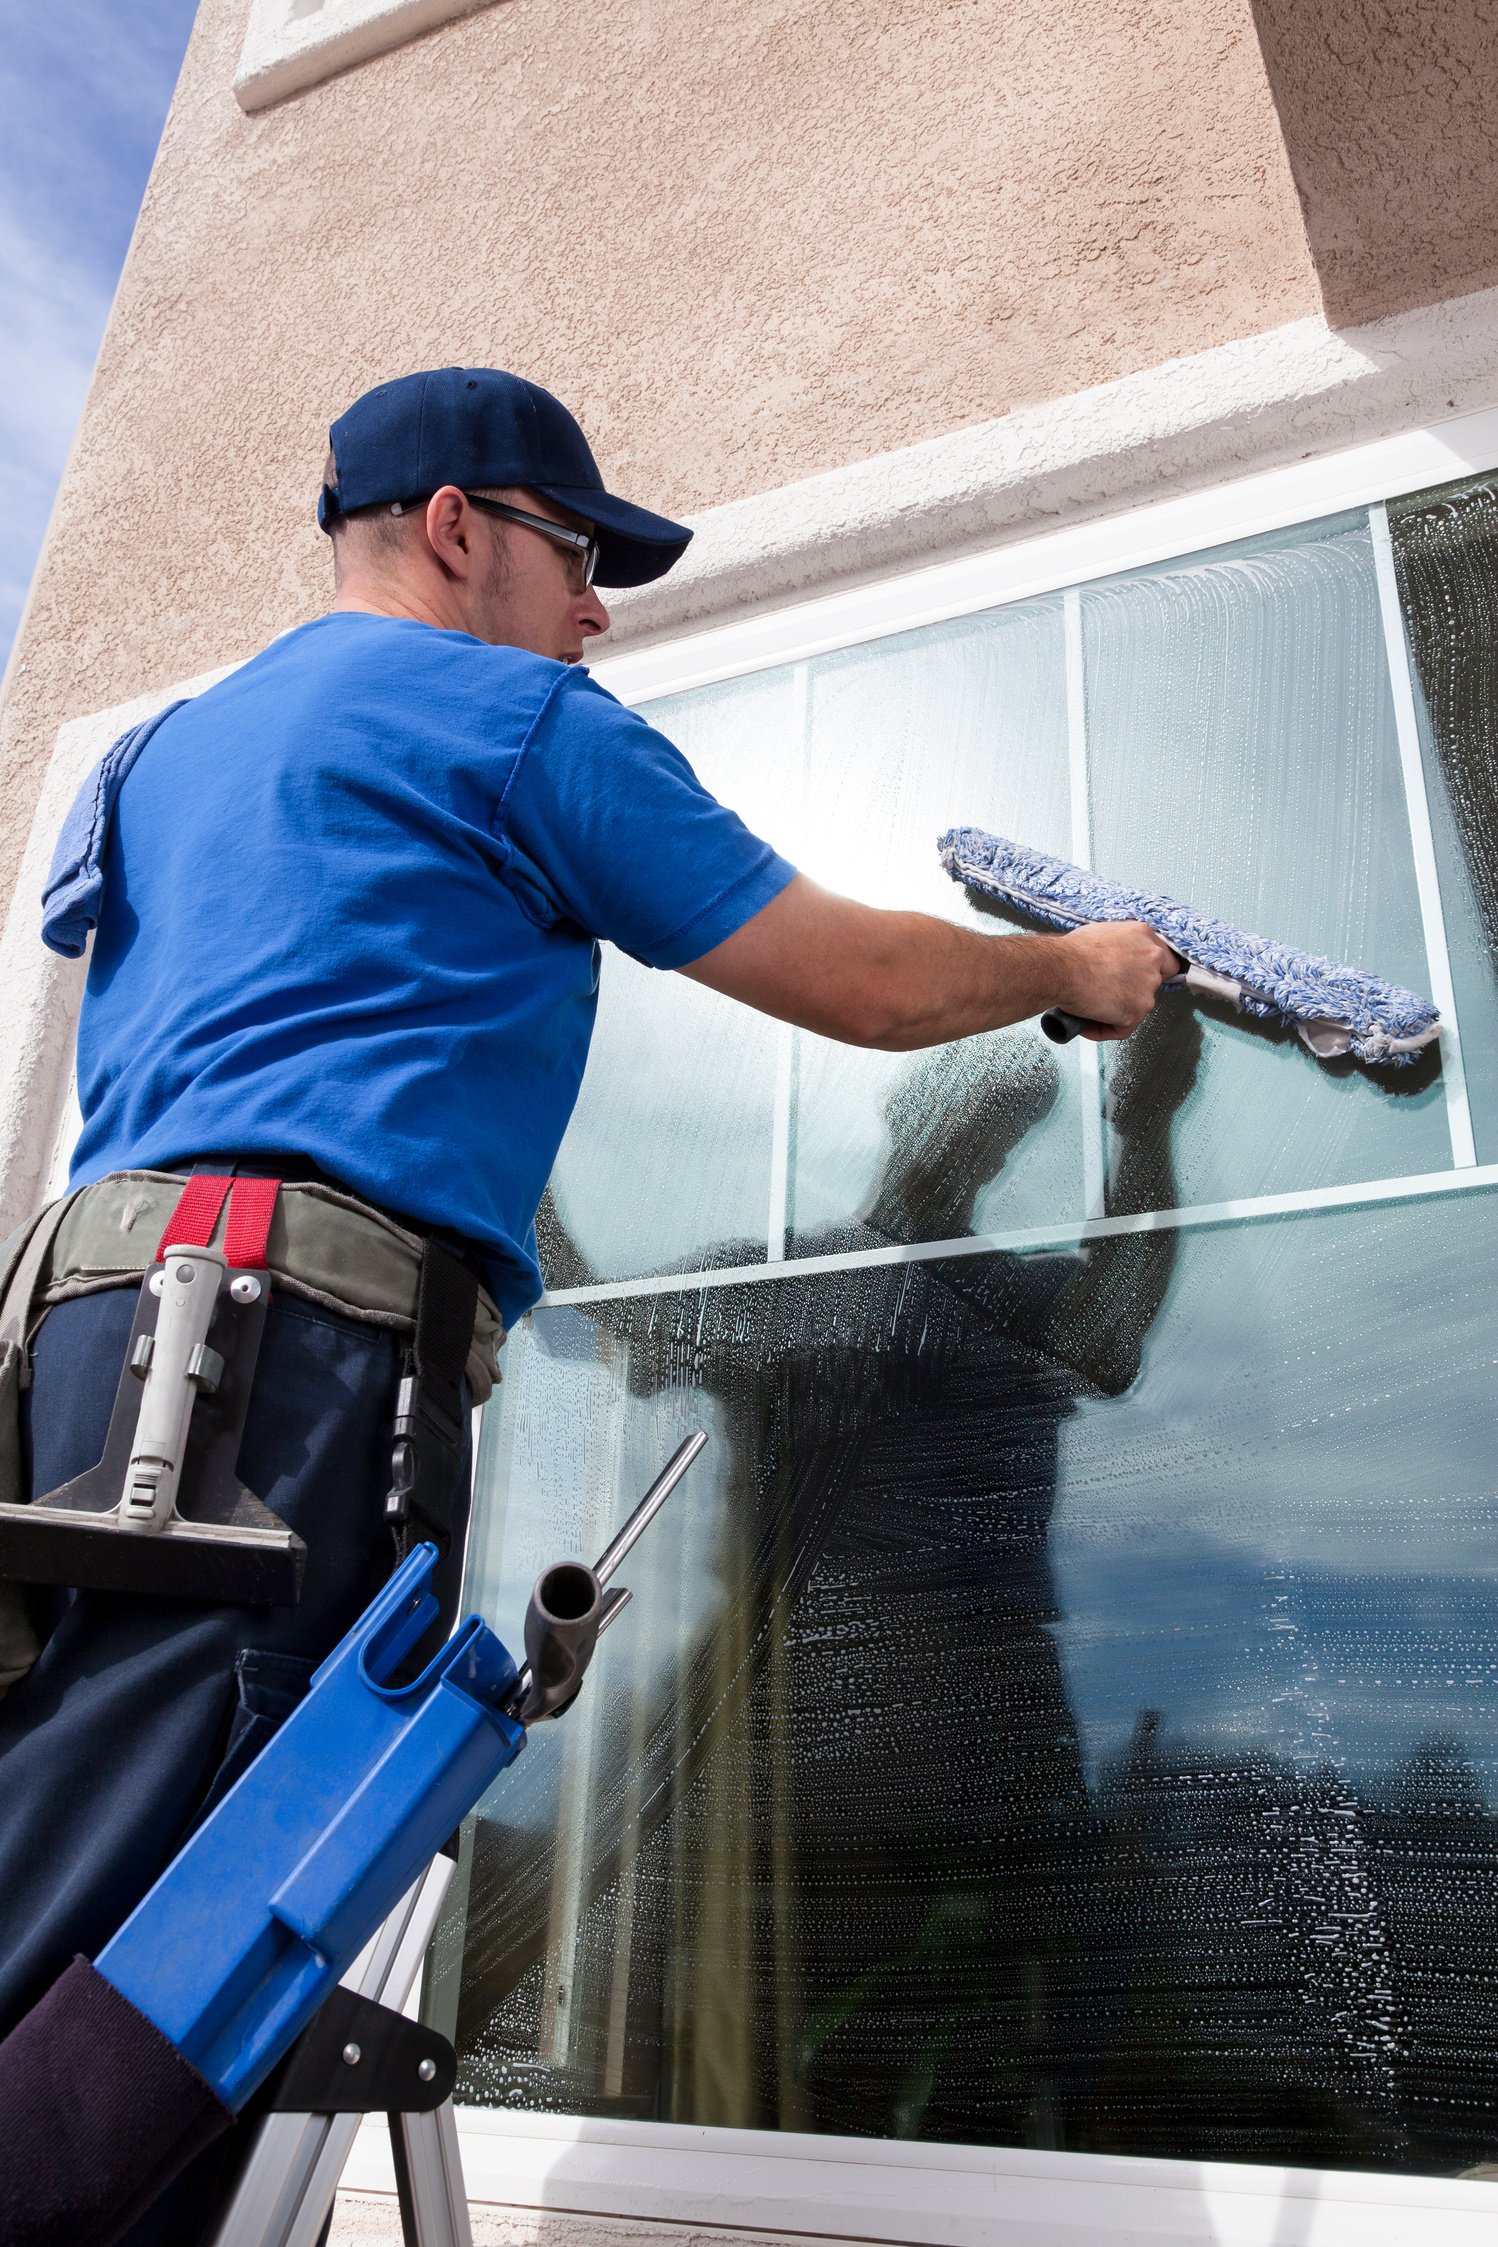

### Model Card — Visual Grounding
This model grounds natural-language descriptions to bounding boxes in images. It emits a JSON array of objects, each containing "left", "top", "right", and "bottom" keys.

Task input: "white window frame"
[
  {"left": 417, "top": 402, "right": 1498, "bottom": 2244},
  {"left": 10, "top": 406, "right": 1498, "bottom": 2242},
  {"left": 233, "top": 0, "right": 505, "bottom": 114},
  {"left": 342, "top": 2106, "right": 1498, "bottom": 2244}
]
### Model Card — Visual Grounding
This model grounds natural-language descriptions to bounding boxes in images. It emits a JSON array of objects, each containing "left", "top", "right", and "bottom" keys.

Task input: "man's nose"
[{"left": 578, "top": 586, "right": 611, "bottom": 636}]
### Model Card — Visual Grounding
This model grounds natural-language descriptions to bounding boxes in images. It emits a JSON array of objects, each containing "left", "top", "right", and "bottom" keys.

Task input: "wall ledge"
[
  {"left": 601, "top": 283, "right": 1498, "bottom": 654},
  {"left": 234, "top": 0, "right": 503, "bottom": 113}
]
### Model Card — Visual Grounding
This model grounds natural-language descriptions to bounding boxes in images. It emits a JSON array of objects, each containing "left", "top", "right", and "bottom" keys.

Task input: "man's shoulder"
[
  {"left": 169, "top": 619, "right": 588, "bottom": 765},
  {"left": 223, "top": 615, "right": 573, "bottom": 702}
]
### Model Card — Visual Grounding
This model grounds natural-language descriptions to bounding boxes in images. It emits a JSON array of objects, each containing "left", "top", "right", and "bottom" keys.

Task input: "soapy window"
[{"left": 441, "top": 476, "right": 1498, "bottom": 2181}]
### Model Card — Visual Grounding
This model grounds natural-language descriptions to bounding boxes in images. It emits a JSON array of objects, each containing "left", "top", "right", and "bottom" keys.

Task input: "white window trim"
[
  {"left": 592, "top": 401, "right": 1498, "bottom": 708},
  {"left": 8, "top": 406, "right": 1498, "bottom": 2242},
  {"left": 537, "top": 1159, "right": 1498, "bottom": 1311},
  {"left": 233, "top": 0, "right": 504, "bottom": 115},
  {"left": 337, "top": 2105, "right": 1498, "bottom": 2245}
]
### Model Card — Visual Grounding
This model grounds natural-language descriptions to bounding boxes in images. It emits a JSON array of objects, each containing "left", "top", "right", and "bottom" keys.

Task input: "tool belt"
[{"left": 0, "top": 1170, "right": 504, "bottom": 1694}]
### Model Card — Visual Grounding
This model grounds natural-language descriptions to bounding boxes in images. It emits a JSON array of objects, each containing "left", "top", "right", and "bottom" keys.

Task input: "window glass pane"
[
  {"left": 539, "top": 670, "right": 795, "bottom": 1287},
  {"left": 450, "top": 476, "right": 1498, "bottom": 2182},
  {"left": 1082, "top": 515, "right": 1450, "bottom": 1211},
  {"left": 449, "top": 1183, "right": 1498, "bottom": 2174},
  {"left": 785, "top": 604, "right": 1085, "bottom": 1253},
  {"left": 1388, "top": 476, "right": 1498, "bottom": 1163}
]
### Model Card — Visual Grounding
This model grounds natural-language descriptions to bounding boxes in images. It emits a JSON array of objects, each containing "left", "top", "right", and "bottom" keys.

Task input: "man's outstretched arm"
[{"left": 679, "top": 873, "right": 1176, "bottom": 1050}]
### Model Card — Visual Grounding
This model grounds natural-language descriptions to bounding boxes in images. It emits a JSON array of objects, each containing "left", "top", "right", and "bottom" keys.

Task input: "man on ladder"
[{"left": 0, "top": 365, "right": 1174, "bottom": 2240}]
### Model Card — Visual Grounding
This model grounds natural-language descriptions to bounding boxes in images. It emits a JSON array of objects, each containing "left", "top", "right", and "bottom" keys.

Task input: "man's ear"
[{"left": 424, "top": 486, "right": 473, "bottom": 577}]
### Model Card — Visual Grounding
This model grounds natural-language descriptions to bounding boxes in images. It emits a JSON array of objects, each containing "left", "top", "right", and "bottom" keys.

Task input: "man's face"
[{"left": 469, "top": 490, "right": 611, "bottom": 663}]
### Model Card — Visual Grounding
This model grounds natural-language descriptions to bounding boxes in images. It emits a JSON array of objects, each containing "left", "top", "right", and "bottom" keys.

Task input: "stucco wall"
[
  {"left": 0, "top": 0, "right": 1320, "bottom": 914},
  {"left": 1251, "top": 0, "right": 1498, "bottom": 328}
]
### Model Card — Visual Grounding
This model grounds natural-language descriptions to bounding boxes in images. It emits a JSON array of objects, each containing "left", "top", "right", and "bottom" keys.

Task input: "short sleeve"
[{"left": 495, "top": 667, "right": 796, "bottom": 968}]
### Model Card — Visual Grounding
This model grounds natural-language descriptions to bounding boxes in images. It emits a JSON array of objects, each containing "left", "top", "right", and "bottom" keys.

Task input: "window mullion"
[
  {"left": 764, "top": 662, "right": 812, "bottom": 1262},
  {"left": 1064, "top": 586, "right": 1107, "bottom": 1218}
]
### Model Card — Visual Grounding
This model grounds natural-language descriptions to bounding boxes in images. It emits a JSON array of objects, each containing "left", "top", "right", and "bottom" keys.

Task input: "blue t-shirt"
[{"left": 64, "top": 613, "right": 795, "bottom": 1323}]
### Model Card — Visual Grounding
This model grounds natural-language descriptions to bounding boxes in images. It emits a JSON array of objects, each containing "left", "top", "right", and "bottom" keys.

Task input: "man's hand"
[
  {"left": 1052, "top": 922, "right": 1182, "bottom": 1040},
  {"left": 679, "top": 874, "right": 1178, "bottom": 1049}
]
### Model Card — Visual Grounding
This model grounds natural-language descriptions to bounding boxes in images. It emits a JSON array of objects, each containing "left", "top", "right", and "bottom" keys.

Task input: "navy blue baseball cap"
[{"left": 318, "top": 367, "right": 692, "bottom": 589}]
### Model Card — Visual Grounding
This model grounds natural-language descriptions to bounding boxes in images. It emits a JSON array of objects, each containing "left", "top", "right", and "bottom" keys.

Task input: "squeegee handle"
[
  {"left": 1041, "top": 942, "right": 1190, "bottom": 1043},
  {"left": 1040, "top": 1008, "right": 1099, "bottom": 1044}
]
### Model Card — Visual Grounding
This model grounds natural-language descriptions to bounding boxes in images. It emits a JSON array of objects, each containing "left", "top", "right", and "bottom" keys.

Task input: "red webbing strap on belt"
[
  {"left": 223, "top": 1178, "right": 278, "bottom": 1271},
  {"left": 155, "top": 1175, "right": 280, "bottom": 1269},
  {"left": 155, "top": 1174, "right": 231, "bottom": 1260}
]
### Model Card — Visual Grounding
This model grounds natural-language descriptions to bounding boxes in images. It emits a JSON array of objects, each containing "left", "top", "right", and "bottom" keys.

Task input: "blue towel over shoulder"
[{"left": 42, "top": 703, "right": 186, "bottom": 959}]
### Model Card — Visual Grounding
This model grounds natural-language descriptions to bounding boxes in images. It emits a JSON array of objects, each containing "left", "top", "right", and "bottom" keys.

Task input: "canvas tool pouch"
[
  {"left": 0, "top": 1191, "right": 82, "bottom": 1692},
  {"left": 0, "top": 1170, "right": 504, "bottom": 1696}
]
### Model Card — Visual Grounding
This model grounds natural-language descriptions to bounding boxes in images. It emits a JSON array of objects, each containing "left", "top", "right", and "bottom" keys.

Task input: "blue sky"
[{"left": 0, "top": 0, "right": 199, "bottom": 676}]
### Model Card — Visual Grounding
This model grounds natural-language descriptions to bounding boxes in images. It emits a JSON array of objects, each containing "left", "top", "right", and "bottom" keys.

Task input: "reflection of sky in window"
[
  {"left": 543, "top": 947, "right": 779, "bottom": 1282},
  {"left": 1051, "top": 1190, "right": 1498, "bottom": 1799},
  {"left": 792, "top": 603, "right": 1071, "bottom": 906}
]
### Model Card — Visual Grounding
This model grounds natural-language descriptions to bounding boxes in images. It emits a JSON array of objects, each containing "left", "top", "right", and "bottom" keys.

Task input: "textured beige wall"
[
  {"left": 1, "top": 0, "right": 1322, "bottom": 909},
  {"left": 1251, "top": 0, "right": 1498, "bottom": 328}
]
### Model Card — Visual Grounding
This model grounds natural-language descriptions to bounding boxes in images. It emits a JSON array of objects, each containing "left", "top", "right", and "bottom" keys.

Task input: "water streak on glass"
[
  {"left": 1388, "top": 477, "right": 1498, "bottom": 1165},
  {"left": 1082, "top": 515, "right": 1448, "bottom": 1211},
  {"left": 540, "top": 669, "right": 796, "bottom": 1287},
  {"left": 787, "top": 604, "right": 1083, "bottom": 1251}
]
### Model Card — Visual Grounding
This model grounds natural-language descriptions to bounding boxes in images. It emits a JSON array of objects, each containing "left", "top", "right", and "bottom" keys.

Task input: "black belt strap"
[{"left": 384, "top": 1238, "right": 480, "bottom": 1560}]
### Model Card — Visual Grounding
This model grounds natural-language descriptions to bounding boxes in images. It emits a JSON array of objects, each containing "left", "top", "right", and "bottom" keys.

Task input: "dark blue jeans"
[{"left": 0, "top": 1282, "right": 471, "bottom": 2240}]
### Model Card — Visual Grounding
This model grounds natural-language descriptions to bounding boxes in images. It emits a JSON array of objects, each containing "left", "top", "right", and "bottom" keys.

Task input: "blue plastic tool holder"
[{"left": 96, "top": 1544, "right": 526, "bottom": 2110}]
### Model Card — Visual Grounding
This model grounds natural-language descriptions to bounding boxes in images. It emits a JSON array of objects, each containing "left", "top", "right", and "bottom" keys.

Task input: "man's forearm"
[
  {"left": 816, "top": 907, "right": 1075, "bottom": 1050},
  {"left": 681, "top": 874, "right": 1176, "bottom": 1048}
]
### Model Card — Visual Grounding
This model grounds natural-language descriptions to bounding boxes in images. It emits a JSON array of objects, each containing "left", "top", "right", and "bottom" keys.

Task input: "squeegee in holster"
[{"left": 0, "top": 1169, "right": 489, "bottom": 1615}]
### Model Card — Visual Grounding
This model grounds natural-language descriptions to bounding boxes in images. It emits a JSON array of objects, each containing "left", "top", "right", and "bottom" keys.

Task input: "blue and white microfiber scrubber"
[{"left": 939, "top": 826, "right": 1441, "bottom": 1067}]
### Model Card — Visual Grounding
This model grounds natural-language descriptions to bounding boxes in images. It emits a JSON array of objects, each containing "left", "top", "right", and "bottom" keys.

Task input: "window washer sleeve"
[{"left": 0, "top": 1953, "right": 233, "bottom": 2247}]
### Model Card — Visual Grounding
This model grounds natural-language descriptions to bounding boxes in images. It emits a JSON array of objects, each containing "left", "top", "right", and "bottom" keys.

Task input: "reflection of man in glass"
[
  {"left": 512, "top": 1002, "right": 1200, "bottom": 2145},
  {"left": 753, "top": 1005, "right": 1200, "bottom": 2147}
]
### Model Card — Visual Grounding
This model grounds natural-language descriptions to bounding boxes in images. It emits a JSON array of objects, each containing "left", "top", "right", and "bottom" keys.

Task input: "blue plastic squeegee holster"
[{"left": 94, "top": 1544, "right": 526, "bottom": 2111}]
